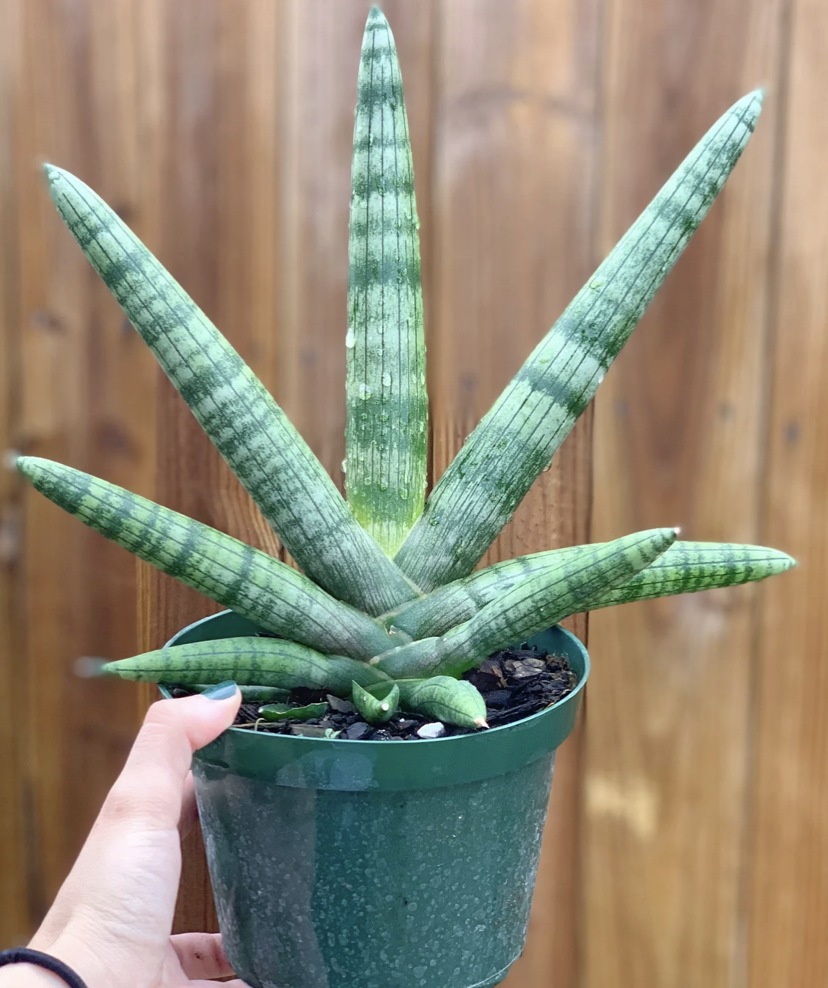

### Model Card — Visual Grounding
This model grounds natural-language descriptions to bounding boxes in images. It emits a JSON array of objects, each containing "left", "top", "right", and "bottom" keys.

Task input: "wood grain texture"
[
  {"left": 746, "top": 0, "right": 828, "bottom": 982},
  {"left": 0, "top": 0, "right": 28, "bottom": 947},
  {"left": 4, "top": 5, "right": 828, "bottom": 988},
  {"left": 429, "top": 2, "right": 599, "bottom": 983},
  {"left": 137, "top": 0, "right": 283, "bottom": 933},
  {"left": 587, "top": 1, "right": 786, "bottom": 986},
  {"left": 4, "top": 0, "right": 157, "bottom": 936}
]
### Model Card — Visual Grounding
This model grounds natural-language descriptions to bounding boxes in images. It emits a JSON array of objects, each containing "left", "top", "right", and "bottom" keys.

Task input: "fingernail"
[{"left": 200, "top": 680, "right": 237, "bottom": 701}]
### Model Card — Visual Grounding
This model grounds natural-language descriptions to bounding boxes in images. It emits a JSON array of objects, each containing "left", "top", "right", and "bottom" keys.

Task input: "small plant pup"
[{"left": 19, "top": 8, "right": 793, "bottom": 988}]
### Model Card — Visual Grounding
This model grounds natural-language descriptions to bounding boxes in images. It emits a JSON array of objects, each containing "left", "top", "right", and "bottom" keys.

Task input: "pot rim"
[{"left": 161, "top": 610, "right": 589, "bottom": 746}]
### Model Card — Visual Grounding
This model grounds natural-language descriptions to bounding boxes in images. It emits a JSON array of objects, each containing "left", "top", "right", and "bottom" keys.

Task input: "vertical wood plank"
[
  {"left": 137, "top": 0, "right": 284, "bottom": 932},
  {"left": 8, "top": 0, "right": 157, "bottom": 936},
  {"left": 430, "top": 2, "right": 601, "bottom": 984},
  {"left": 747, "top": 0, "right": 828, "bottom": 982},
  {"left": 0, "top": 0, "right": 28, "bottom": 948},
  {"left": 588, "top": 1, "right": 786, "bottom": 985}
]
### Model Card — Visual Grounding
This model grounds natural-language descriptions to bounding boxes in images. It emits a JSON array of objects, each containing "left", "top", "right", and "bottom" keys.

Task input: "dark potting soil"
[{"left": 168, "top": 645, "right": 578, "bottom": 741}]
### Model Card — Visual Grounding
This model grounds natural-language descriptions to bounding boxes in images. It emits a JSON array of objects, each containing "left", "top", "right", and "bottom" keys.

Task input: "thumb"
[
  {"left": 101, "top": 682, "right": 240, "bottom": 834},
  {"left": 28, "top": 682, "right": 241, "bottom": 967}
]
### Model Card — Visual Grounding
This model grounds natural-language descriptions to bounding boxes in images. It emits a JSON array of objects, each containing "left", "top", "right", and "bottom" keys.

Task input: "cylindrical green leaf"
[
  {"left": 258, "top": 702, "right": 328, "bottom": 722},
  {"left": 395, "top": 92, "right": 763, "bottom": 590},
  {"left": 44, "top": 164, "right": 418, "bottom": 615},
  {"left": 588, "top": 541, "right": 796, "bottom": 608},
  {"left": 365, "top": 678, "right": 423, "bottom": 707},
  {"left": 103, "top": 638, "right": 391, "bottom": 695},
  {"left": 376, "top": 528, "right": 677, "bottom": 678},
  {"left": 346, "top": 8, "right": 427, "bottom": 557},
  {"left": 370, "top": 636, "right": 444, "bottom": 679},
  {"left": 386, "top": 540, "right": 795, "bottom": 638},
  {"left": 383, "top": 546, "right": 585, "bottom": 639},
  {"left": 352, "top": 679, "right": 400, "bottom": 724},
  {"left": 18, "top": 456, "right": 397, "bottom": 661},
  {"left": 404, "top": 677, "right": 488, "bottom": 729},
  {"left": 441, "top": 528, "right": 677, "bottom": 671}
]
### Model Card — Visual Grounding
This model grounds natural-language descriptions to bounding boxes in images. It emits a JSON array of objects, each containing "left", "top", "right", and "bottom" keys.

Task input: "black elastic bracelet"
[{"left": 0, "top": 948, "right": 89, "bottom": 988}]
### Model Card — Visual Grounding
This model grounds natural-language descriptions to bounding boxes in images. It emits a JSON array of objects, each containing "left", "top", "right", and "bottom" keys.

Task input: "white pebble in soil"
[{"left": 416, "top": 722, "right": 446, "bottom": 739}]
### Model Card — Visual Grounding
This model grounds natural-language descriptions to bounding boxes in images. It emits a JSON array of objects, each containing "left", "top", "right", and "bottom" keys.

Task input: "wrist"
[
  {"left": 0, "top": 963, "right": 65, "bottom": 988},
  {"left": 9, "top": 931, "right": 100, "bottom": 988},
  {"left": 0, "top": 941, "right": 92, "bottom": 988}
]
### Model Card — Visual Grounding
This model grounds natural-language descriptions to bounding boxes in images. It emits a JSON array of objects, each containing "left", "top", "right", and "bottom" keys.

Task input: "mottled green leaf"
[
  {"left": 346, "top": 7, "right": 427, "bottom": 557},
  {"left": 44, "top": 164, "right": 418, "bottom": 615},
  {"left": 395, "top": 92, "right": 763, "bottom": 590},
  {"left": 404, "top": 677, "right": 488, "bottom": 729},
  {"left": 386, "top": 540, "right": 795, "bottom": 638},
  {"left": 352, "top": 679, "right": 400, "bottom": 724},
  {"left": 374, "top": 528, "right": 677, "bottom": 678},
  {"left": 365, "top": 678, "right": 423, "bottom": 707},
  {"left": 258, "top": 702, "right": 328, "bottom": 722},
  {"left": 18, "top": 456, "right": 396, "bottom": 660},
  {"left": 589, "top": 541, "right": 795, "bottom": 608},
  {"left": 103, "top": 637, "right": 391, "bottom": 695}
]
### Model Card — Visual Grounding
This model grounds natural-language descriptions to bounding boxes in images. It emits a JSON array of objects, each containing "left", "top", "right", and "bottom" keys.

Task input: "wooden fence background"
[{"left": 1, "top": 1, "right": 825, "bottom": 986}]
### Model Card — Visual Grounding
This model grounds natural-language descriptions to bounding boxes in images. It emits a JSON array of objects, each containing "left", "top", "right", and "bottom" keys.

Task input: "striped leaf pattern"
[
  {"left": 44, "top": 165, "right": 418, "bottom": 615},
  {"left": 368, "top": 676, "right": 487, "bottom": 728},
  {"left": 402, "top": 677, "right": 488, "bottom": 729},
  {"left": 351, "top": 679, "right": 400, "bottom": 724},
  {"left": 395, "top": 91, "right": 764, "bottom": 591},
  {"left": 346, "top": 8, "right": 428, "bottom": 557},
  {"left": 375, "top": 528, "right": 677, "bottom": 679},
  {"left": 103, "top": 638, "right": 391, "bottom": 694},
  {"left": 588, "top": 541, "right": 796, "bottom": 608},
  {"left": 18, "top": 457, "right": 396, "bottom": 661},
  {"left": 386, "top": 540, "right": 795, "bottom": 639}
]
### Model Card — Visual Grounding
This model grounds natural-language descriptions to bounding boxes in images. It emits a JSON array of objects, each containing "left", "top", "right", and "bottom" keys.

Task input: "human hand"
[{"left": 0, "top": 682, "right": 247, "bottom": 988}]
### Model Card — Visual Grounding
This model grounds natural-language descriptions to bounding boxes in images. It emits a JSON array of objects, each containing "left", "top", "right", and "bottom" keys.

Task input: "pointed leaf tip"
[
  {"left": 395, "top": 94, "right": 763, "bottom": 590},
  {"left": 16, "top": 455, "right": 35, "bottom": 476},
  {"left": 348, "top": 0, "right": 427, "bottom": 556},
  {"left": 736, "top": 89, "right": 764, "bottom": 128},
  {"left": 42, "top": 166, "right": 417, "bottom": 614}
]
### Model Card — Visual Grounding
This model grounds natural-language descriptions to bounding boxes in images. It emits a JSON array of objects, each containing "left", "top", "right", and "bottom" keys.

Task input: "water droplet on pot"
[
  {"left": 345, "top": 329, "right": 355, "bottom": 348},
  {"left": 358, "top": 382, "right": 371, "bottom": 400},
  {"left": 381, "top": 372, "right": 391, "bottom": 388}
]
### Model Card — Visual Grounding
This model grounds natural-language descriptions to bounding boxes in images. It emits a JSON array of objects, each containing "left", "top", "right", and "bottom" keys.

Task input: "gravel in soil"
[{"left": 167, "top": 645, "right": 578, "bottom": 741}]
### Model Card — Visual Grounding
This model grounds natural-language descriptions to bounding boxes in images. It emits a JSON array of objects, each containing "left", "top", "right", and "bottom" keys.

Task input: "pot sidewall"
[{"left": 167, "top": 613, "right": 589, "bottom": 988}]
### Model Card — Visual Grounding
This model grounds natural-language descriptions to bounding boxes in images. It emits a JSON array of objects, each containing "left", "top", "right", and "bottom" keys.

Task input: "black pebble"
[
  {"left": 343, "top": 722, "right": 374, "bottom": 740},
  {"left": 484, "top": 690, "right": 512, "bottom": 709}
]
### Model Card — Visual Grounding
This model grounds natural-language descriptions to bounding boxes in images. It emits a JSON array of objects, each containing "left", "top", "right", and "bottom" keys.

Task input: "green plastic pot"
[{"left": 165, "top": 611, "right": 589, "bottom": 988}]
